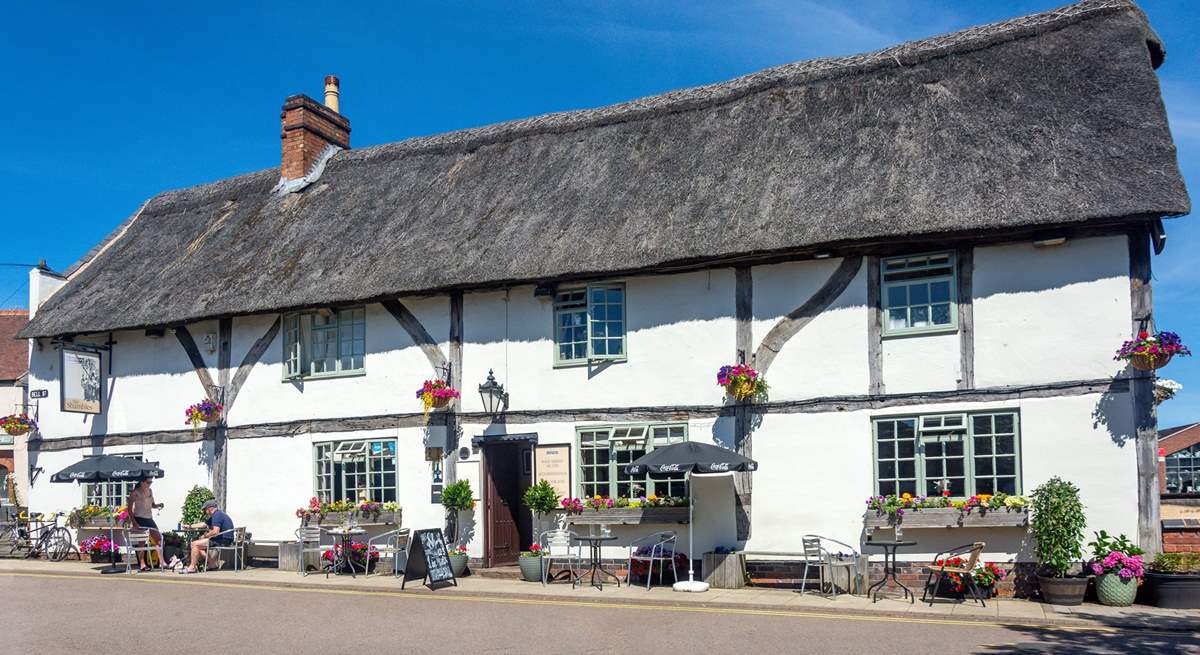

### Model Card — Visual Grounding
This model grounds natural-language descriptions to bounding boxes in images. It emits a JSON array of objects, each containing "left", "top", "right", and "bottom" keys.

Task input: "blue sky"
[{"left": 1, "top": 1, "right": 1196, "bottom": 422}]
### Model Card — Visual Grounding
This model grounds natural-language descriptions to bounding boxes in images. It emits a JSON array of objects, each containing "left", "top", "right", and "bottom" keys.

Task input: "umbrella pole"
[{"left": 673, "top": 471, "right": 709, "bottom": 592}]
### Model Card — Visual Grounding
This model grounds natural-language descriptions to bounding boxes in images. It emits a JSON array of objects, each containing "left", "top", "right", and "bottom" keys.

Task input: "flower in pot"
[
  {"left": 79, "top": 535, "right": 117, "bottom": 563},
  {"left": 716, "top": 364, "right": 768, "bottom": 401},
  {"left": 1030, "top": 477, "right": 1088, "bottom": 605},
  {"left": 446, "top": 544, "right": 470, "bottom": 577},
  {"left": 560, "top": 497, "right": 584, "bottom": 515},
  {"left": 519, "top": 543, "right": 544, "bottom": 582},
  {"left": 1114, "top": 330, "right": 1190, "bottom": 371},
  {"left": 441, "top": 479, "right": 475, "bottom": 566},
  {"left": 931, "top": 559, "right": 1005, "bottom": 599},
  {"left": 1086, "top": 530, "right": 1144, "bottom": 607},
  {"left": 522, "top": 479, "right": 560, "bottom": 536},
  {"left": 1146, "top": 552, "right": 1200, "bottom": 609},
  {"left": 415, "top": 379, "right": 460, "bottom": 414},
  {"left": 1154, "top": 378, "right": 1183, "bottom": 405},
  {"left": 322, "top": 540, "right": 380, "bottom": 574},
  {"left": 585, "top": 496, "right": 614, "bottom": 511},
  {"left": 184, "top": 399, "right": 223, "bottom": 435},
  {"left": 0, "top": 413, "right": 36, "bottom": 437}
]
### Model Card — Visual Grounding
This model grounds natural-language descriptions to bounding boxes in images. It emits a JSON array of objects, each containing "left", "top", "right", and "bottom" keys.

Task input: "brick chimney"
[{"left": 280, "top": 75, "right": 350, "bottom": 181}]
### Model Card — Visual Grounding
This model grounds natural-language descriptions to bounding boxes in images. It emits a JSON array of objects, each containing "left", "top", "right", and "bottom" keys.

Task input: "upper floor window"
[
  {"left": 578, "top": 424, "right": 687, "bottom": 498},
  {"left": 283, "top": 307, "right": 366, "bottom": 379},
  {"left": 873, "top": 411, "right": 1020, "bottom": 498},
  {"left": 1166, "top": 443, "right": 1199, "bottom": 493},
  {"left": 554, "top": 284, "right": 625, "bottom": 365},
  {"left": 881, "top": 253, "right": 957, "bottom": 336}
]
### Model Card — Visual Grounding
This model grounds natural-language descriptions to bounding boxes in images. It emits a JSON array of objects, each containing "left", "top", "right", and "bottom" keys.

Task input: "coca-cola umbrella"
[
  {"left": 52, "top": 455, "right": 164, "bottom": 573},
  {"left": 625, "top": 441, "right": 757, "bottom": 593}
]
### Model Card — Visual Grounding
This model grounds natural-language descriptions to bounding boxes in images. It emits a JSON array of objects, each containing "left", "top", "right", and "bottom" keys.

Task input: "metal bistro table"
[
  {"left": 325, "top": 527, "right": 367, "bottom": 577},
  {"left": 573, "top": 534, "right": 621, "bottom": 590},
  {"left": 864, "top": 539, "right": 917, "bottom": 603}
]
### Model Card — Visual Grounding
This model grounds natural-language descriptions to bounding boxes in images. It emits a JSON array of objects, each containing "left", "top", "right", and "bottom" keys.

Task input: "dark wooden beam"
[
  {"left": 957, "top": 248, "right": 975, "bottom": 390},
  {"left": 224, "top": 317, "right": 282, "bottom": 412},
  {"left": 1128, "top": 230, "right": 1160, "bottom": 554},
  {"left": 753, "top": 256, "right": 862, "bottom": 374},
  {"left": 734, "top": 266, "right": 753, "bottom": 541},
  {"left": 30, "top": 378, "right": 1126, "bottom": 452},
  {"left": 174, "top": 326, "right": 217, "bottom": 399},
  {"left": 866, "top": 256, "right": 885, "bottom": 395},
  {"left": 446, "top": 291, "right": 464, "bottom": 484},
  {"left": 381, "top": 298, "right": 449, "bottom": 373},
  {"left": 212, "top": 318, "right": 232, "bottom": 507}
]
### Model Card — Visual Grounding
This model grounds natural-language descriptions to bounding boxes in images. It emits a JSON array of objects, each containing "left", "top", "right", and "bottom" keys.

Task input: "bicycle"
[{"left": 6, "top": 512, "right": 75, "bottom": 561}]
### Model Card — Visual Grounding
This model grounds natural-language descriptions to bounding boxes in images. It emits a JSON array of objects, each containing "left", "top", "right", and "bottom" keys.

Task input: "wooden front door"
[{"left": 484, "top": 444, "right": 521, "bottom": 567}]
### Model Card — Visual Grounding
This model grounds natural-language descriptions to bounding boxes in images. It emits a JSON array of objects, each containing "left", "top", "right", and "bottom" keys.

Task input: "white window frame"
[
  {"left": 577, "top": 424, "right": 687, "bottom": 498},
  {"left": 881, "top": 252, "right": 958, "bottom": 336},
  {"left": 283, "top": 307, "right": 366, "bottom": 380},
  {"left": 553, "top": 283, "right": 627, "bottom": 366}
]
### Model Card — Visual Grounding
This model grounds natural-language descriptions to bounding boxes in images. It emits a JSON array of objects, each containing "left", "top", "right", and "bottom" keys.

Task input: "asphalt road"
[{"left": 3, "top": 574, "right": 1197, "bottom": 655}]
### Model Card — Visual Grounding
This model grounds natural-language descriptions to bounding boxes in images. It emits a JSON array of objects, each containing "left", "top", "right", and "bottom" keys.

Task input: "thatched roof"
[{"left": 22, "top": 0, "right": 1190, "bottom": 339}]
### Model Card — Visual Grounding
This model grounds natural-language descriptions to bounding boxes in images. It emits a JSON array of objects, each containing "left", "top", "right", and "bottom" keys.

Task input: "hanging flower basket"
[
  {"left": 0, "top": 413, "right": 36, "bottom": 436},
  {"left": 716, "top": 364, "right": 768, "bottom": 401},
  {"left": 184, "top": 399, "right": 223, "bottom": 435},
  {"left": 1115, "top": 331, "right": 1190, "bottom": 372},
  {"left": 416, "top": 379, "right": 460, "bottom": 415},
  {"left": 1155, "top": 379, "right": 1182, "bottom": 405}
]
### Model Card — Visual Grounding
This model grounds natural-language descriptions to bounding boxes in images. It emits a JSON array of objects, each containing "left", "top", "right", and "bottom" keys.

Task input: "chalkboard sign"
[{"left": 401, "top": 528, "right": 458, "bottom": 590}]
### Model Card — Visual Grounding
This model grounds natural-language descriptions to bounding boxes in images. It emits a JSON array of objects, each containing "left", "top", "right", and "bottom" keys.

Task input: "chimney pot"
[{"left": 324, "top": 75, "right": 340, "bottom": 113}]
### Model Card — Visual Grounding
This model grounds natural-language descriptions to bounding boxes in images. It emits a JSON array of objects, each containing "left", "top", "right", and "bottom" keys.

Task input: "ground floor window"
[
  {"left": 314, "top": 439, "right": 397, "bottom": 502},
  {"left": 873, "top": 412, "right": 1020, "bottom": 497},
  {"left": 578, "top": 424, "right": 687, "bottom": 498},
  {"left": 1165, "top": 443, "right": 1200, "bottom": 493},
  {"left": 83, "top": 454, "right": 143, "bottom": 507}
]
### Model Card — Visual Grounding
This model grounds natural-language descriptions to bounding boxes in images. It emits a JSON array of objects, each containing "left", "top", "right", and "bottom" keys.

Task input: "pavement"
[
  {"left": 3, "top": 557, "right": 1198, "bottom": 636},
  {"left": 5, "top": 564, "right": 1200, "bottom": 655}
]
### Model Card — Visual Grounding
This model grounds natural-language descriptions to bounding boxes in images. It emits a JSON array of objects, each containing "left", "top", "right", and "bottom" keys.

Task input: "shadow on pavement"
[{"left": 981, "top": 609, "right": 1200, "bottom": 654}]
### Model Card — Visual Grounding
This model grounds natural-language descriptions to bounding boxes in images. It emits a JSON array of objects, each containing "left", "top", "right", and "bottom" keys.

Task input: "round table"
[
  {"left": 325, "top": 527, "right": 367, "bottom": 577},
  {"left": 572, "top": 534, "right": 621, "bottom": 590},
  {"left": 864, "top": 539, "right": 917, "bottom": 603}
]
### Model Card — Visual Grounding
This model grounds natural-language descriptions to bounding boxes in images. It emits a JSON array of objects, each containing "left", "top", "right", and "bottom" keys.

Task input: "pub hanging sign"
[{"left": 60, "top": 348, "right": 103, "bottom": 414}]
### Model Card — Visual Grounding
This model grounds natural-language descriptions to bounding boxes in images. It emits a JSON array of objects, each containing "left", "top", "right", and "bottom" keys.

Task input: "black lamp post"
[{"left": 478, "top": 369, "right": 509, "bottom": 419}]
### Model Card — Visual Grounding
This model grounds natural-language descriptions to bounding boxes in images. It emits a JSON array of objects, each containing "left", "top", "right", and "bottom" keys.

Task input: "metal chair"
[
  {"left": 205, "top": 527, "right": 246, "bottom": 571},
  {"left": 540, "top": 529, "right": 582, "bottom": 587},
  {"left": 121, "top": 525, "right": 164, "bottom": 573},
  {"left": 801, "top": 535, "right": 860, "bottom": 599},
  {"left": 923, "top": 541, "right": 987, "bottom": 607},
  {"left": 295, "top": 525, "right": 329, "bottom": 576},
  {"left": 627, "top": 531, "right": 678, "bottom": 590},
  {"left": 367, "top": 528, "right": 411, "bottom": 576}
]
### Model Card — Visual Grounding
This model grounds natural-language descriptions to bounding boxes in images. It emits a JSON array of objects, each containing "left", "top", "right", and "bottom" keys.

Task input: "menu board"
[
  {"left": 534, "top": 444, "right": 571, "bottom": 499},
  {"left": 401, "top": 528, "right": 458, "bottom": 590}
]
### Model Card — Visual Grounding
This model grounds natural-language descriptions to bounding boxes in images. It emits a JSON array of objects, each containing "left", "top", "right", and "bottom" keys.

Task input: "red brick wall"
[
  {"left": 1163, "top": 519, "right": 1200, "bottom": 553},
  {"left": 280, "top": 94, "right": 350, "bottom": 180}
]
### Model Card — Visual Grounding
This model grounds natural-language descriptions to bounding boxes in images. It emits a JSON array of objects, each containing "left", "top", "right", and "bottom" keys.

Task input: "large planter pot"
[
  {"left": 1095, "top": 573, "right": 1139, "bottom": 607},
  {"left": 1146, "top": 573, "right": 1200, "bottom": 609},
  {"left": 448, "top": 552, "right": 468, "bottom": 577},
  {"left": 1129, "top": 352, "right": 1172, "bottom": 371},
  {"left": 1038, "top": 575, "right": 1089, "bottom": 606},
  {"left": 519, "top": 556, "right": 544, "bottom": 582}
]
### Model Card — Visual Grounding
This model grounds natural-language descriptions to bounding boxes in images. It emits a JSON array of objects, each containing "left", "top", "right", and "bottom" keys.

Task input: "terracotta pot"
[
  {"left": 1129, "top": 352, "right": 1171, "bottom": 371},
  {"left": 1038, "top": 575, "right": 1089, "bottom": 606}
]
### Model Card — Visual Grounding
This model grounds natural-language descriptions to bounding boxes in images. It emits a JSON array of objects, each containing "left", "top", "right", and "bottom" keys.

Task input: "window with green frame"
[
  {"left": 578, "top": 424, "right": 687, "bottom": 498},
  {"left": 83, "top": 454, "right": 145, "bottom": 507},
  {"left": 881, "top": 253, "right": 957, "bottom": 335},
  {"left": 873, "top": 412, "right": 1020, "bottom": 497},
  {"left": 283, "top": 307, "right": 366, "bottom": 379},
  {"left": 553, "top": 284, "right": 626, "bottom": 365},
  {"left": 313, "top": 439, "right": 397, "bottom": 502}
]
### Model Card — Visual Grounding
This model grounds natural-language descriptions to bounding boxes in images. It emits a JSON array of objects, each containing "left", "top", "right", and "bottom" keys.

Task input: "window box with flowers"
[
  {"left": 562, "top": 496, "right": 690, "bottom": 525},
  {"left": 79, "top": 535, "right": 118, "bottom": 563},
  {"left": 295, "top": 497, "right": 402, "bottom": 526},
  {"left": 1115, "top": 330, "right": 1191, "bottom": 371},
  {"left": 67, "top": 505, "right": 128, "bottom": 529},
  {"left": 863, "top": 492, "right": 1029, "bottom": 536}
]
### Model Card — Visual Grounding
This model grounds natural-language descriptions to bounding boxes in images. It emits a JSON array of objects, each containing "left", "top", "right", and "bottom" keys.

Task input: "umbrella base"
[
  {"left": 673, "top": 580, "right": 710, "bottom": 593},
  {"left": 99, "top": 566, "right": 126, "bottom": 575}
]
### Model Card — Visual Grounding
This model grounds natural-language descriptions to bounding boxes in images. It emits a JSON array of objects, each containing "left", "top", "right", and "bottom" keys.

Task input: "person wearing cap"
[{"left": 181, "top": 500, "right": 234, "bottom": 574}]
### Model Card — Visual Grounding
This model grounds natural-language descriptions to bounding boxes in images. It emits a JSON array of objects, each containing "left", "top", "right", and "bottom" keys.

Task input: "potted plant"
[
  {"left": 930, "top": 558, "right": 1005, "bottom": 599},
  {"left": 322, "top": 540, "right": 379, "bottom": 574},
  {"left": 0, "top": 413, "right": 36, "bottom": 436},
  {"left": 523, "top": 479, "right": 560, "bottom": 536},
  {"left": 1031, "top": 477, "right": 1088, "bottom": 605},
  {"left": 519, "top": 543, "right": 544, "bottom": 582},
  {"left": 1114, "top": 330, "right": 1190, "bottom": 371},
  {"left": 447, "top": 544, "right": 469, "bottom": 577},
  {"left": 415, "top": 379, "right": 460, "bottom": 413},
  {"left": 716, "top": 364, "right": 768, "bottom": 401},
  {"left": 1146, "top": 552, "right": 1200, "bottom": 609},
  {"left": 1086, "top": 531, "right": 1144, "bottom": 607},
  {"left": 79, "top": 535, "right": 117, "bottom": 563},
  {"left": 184, "top": 399, "right": 223, "bottom": 435}
]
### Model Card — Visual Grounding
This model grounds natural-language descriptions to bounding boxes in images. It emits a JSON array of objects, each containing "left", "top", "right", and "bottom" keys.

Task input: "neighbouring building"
[
  {"left": 0, "top": 310, "right": 29, "bottom": 506},
  {"left": 17, "top": 0, "right": 1191, "bottom": 592},
  {"left": 1160, "top": 423, "right": 1200, "bottom": 553}
]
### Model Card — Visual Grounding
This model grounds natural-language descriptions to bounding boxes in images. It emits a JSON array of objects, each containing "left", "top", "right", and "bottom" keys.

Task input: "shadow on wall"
[{"left": 1091, "top": 382, "right": 1136, "bottom": 447}]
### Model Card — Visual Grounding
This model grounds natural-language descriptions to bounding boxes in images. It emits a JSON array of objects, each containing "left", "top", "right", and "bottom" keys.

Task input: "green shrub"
[
  {"left": 181, "top": 486, "right": 215, "bottom": 525},
  {"left": 1149, "top": 552, "right": 1200, "bottom": 574},
  {"left": 441, "top": 480, "right": 475, "bottom": 513},
  {"left": 1030, "top": 477, "right": 1086, "bottom": 577},
  {"left": 522, "top": 480, "right": 560, "bottom": 517}
]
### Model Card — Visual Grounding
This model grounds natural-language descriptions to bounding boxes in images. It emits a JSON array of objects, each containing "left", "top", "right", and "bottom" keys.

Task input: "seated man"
[{"left": 181, "top": 500, "right": 234, "bottom": 574}]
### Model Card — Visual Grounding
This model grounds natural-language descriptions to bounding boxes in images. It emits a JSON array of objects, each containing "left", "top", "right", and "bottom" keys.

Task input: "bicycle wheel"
[{"left": 46, "top": 527, "right": 73, "bottom": 562}]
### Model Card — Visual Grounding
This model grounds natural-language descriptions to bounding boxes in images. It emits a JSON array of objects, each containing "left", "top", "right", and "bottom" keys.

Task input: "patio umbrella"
[
  {"left": 51, "top": 455, "right": 164, "bottom": 574},
  {"left": 626, "top": 441, "right": 758, "bottom": 593},
  {"left": 50, "top": 455, "right": 164, "bottom": 483}
]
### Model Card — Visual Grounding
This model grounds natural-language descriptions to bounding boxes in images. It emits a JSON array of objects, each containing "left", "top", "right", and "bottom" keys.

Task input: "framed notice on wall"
[
  {"left": 61, "top": 348, "right": 103, "bottom": 414},
  {"left": 534, "top": 444, "right": 571, "bottom": 499}
]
